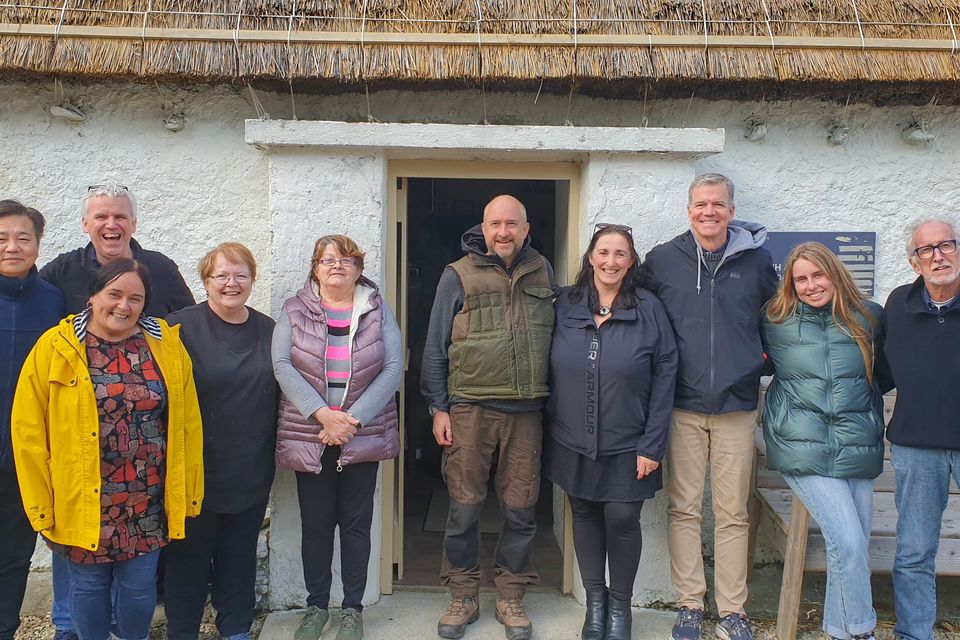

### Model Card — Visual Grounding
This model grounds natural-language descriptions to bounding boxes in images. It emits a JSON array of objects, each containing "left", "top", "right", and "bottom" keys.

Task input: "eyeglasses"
[
  {"left": 319, "top": 257, "right": 358, "bottom": 267},
  {"left": 87, "top": 185, "right": 128, "bottom": 192},
  {"left": 209, "top": 273, "right": 252, "bottom": 285},
  {"left": 594, "top": 222, "right": 634, "bottom": 235},
  {"left": 914, "top": 240, "right": 958, "bottom": 261}
]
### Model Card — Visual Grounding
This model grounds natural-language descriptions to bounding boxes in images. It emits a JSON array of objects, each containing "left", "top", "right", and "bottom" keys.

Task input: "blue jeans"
[
  {"left": 783, "top": 474, "right": 876, "bottom": 639},
  {"left": 64, "top": 550, "right": 160, "bottom": 640},
  {"left": 891, "top": 445, "right": 960, "bottom": 640},
  {"left": 52, "top": 553, "right": 74, "bottom": 632}
]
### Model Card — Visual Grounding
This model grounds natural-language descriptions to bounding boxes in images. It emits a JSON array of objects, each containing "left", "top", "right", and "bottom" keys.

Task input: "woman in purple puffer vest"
[{"left": 272, "top": 235, "right": 401, "bottom": 640}]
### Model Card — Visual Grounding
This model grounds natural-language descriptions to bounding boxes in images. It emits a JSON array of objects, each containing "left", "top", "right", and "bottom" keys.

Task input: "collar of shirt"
[{"left": 921, "top": 285, "right": 960, "bottom": 313}]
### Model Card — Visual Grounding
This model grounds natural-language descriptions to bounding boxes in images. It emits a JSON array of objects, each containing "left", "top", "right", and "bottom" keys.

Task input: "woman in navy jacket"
[{"left": 545, "top": 224, "right": 678, "bottom": 640}]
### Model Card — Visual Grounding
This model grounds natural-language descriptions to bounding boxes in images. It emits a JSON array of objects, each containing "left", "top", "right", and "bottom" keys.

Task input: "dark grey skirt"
[{"left": 543, "top": 437, "right": 663, "bottom": 503}]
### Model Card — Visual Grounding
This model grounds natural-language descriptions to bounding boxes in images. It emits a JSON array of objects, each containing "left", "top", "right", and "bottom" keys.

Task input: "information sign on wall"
[{"left": 764, "top": 232, "right": 876, "bottom": 297}]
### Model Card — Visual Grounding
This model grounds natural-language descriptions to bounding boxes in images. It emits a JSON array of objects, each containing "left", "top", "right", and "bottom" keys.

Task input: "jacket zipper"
[
  {"left": 335, "top": 292, "right": 375, "bottom": 473},
  {"left": 503, "top": 260, "right": 534, "bottom": 395},
  {"left": 1, "top": 292, "right": 18, "bottom": 466},
  {"left": 822, "top": 314, "right": 836, "bottom": 473},
  {"left": 706, "top": 252, "right": 731, "bottom": 414}
]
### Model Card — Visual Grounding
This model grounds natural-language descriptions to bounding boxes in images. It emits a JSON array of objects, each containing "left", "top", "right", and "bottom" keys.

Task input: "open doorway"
[{"left": 396, "top": 177, "right": 564, "bottom": 589}]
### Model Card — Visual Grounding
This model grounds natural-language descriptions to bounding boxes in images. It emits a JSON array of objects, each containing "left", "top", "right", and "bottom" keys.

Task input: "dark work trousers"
[
  {"left": 440, "top": 404, "right": 542, "bottom": 599},
  {"left": 163, "top": 498, "right": 269, "bottom": 640},
  {"left": 0, "top": 471, "right": 36, "bottom": 640},
  {"left": 569, "top": 496, "right": 645, "bottom": 602},
  {"left": 296, "top": 445, "right": 380, "bottom": 612}
]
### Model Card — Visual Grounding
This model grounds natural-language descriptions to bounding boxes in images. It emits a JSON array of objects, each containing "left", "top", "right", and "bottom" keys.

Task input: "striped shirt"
[{"left": 323, "top": 302, "right": 353, "bottom": 410}]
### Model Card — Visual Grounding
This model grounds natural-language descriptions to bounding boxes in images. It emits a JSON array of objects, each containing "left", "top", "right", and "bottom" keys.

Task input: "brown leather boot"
[
  {"left": 495, "top": 597, "right": 533, "bottom": 640},
  {"left": 437, "top": 595, "right": 480, "bottom": 639}
]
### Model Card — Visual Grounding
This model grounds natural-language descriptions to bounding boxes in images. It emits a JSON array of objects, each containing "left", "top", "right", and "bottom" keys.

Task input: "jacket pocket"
[{"left": 48, "top": 363, "right": 79, "bottom": 387}]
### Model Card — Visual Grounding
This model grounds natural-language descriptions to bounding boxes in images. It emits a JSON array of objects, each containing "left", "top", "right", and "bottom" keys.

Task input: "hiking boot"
[
  {"left": 336, "top": 608, "right": 363, "bottom": 640},
  {"left": 671, "top": 607, "right": 703, "bottom": 640},
  {"left": 715, "top": 613, "right": 753, "bottom": 640},
  {"left": 438, "top": 595, "right": 479, "bottom": 639},
  {"left": 495, "top": 597, "right": 533, "bottom": 640},
  {"left": 294, "top": 606, "right": 330, "bottom": 640}
]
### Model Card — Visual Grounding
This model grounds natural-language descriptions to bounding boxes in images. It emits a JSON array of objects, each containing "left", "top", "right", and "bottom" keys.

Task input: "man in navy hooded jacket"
[
  {"left": 0, "top": 200, "right": 63, "bottom": 640},
  {"left": 644, "top": 174, "right": 777, "bottom": 640}
]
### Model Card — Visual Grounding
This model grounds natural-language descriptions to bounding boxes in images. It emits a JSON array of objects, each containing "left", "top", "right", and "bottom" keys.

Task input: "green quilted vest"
[{"left": 447, "top": 251, "right": 554, "bottom": 400}]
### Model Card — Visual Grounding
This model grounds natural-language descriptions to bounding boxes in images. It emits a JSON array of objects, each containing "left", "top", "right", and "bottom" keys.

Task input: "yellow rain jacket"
[{"left": 11, "top": 315, "right": 204, "bottom": 552}]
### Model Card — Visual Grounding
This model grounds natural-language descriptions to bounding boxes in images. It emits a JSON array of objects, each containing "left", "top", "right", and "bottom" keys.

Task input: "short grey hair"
[
  {"left": 905, "top": 218, "right": 959, "bottom": 258},
  {"left": 688, "top": 173, "right": 735, "bottom": 207},
  {"left": 81, "top": 184, "right": 137, "bottom": 220}
]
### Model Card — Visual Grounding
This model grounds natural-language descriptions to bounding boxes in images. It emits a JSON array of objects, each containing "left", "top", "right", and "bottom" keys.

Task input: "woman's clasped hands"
[{"left": 313, "top": 406, "right": 360, "bottom": 446}]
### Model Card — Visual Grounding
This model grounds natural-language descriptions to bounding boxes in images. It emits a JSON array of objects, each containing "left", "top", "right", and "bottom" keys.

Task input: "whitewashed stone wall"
[{"left": 3, "top": 78, "right": 959, "bottom": 611}]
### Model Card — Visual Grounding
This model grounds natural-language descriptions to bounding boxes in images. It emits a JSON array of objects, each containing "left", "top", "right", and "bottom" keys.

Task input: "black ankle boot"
[
  {"left": 604, "top": 594, "right": 632, "bottom": 640},
  {"left": 581, "top": 588, "right": 607, "bottom": 640}
]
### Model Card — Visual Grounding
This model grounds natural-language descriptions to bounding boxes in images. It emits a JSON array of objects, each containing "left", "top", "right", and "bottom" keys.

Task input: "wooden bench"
[{"left": 748, "top": 395, "right": 960, "bottom": 640}]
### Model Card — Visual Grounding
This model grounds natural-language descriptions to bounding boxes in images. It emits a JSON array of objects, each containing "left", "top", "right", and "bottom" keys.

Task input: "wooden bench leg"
[{"left": 776, "top": 495, "right": 810, "bottom": 640}]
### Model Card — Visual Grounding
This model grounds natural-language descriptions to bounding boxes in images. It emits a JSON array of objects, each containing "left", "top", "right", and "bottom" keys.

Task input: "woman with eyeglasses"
[
  {"left": 762, "top": 242, "right": 892, "bottom": 640},
  {"left": 273, "top": 235, "right": 401, "bottom": 640},
  {"left": 161, "top": 243, "right": 279, "bottom": 640},
  {"left": 12, "top": 258, "right": 203, "bottom": 640},
  {"left": 545, "top": 224, "right": 678, "bottom": 640}
]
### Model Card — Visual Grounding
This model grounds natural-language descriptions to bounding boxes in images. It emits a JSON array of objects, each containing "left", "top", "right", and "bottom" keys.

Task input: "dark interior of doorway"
[{"left": 397, "top": 177, "right": 563, "bottom": 589}]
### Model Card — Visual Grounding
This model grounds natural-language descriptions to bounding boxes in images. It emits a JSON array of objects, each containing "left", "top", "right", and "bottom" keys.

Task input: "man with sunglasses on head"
[
  {"left": 41, "top": 184, "right": 194, "bottom": 316},
  {"left": 422, "top": 194, "right": 555, "bottom": 640},
  {"left": 38, "top": 184, "right": 194, "bottom": 640},
  {"left": 883, "top": 219, "right": 960, "bottom": 640},
  {"left": 643, "top": 173, "right": 777, "bottom": 640}
]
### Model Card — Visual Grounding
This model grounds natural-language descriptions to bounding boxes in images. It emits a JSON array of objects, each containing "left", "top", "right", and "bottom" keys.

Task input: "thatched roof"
[{"left": 3, "top": 1, "right": 960, "bottom": 102}]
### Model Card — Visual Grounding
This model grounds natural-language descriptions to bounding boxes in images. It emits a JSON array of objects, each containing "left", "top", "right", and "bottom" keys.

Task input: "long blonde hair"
[{"left": 766, "top": 242, "right": 876, "bottom": 383}]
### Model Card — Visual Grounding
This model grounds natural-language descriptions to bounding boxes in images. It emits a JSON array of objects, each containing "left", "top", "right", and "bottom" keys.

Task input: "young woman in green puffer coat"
[{"left": 761, "top": 241, "right": 892, "bottom": 640}]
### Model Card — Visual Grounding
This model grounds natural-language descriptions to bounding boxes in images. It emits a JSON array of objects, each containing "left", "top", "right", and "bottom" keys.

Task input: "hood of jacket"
[
  {"left": 668, "top": 220, "right": 769, "bottom": 297},
  {"left": 672, "top": 220, "right": 768, "bottom": 257},
  {"left": 460, "top": 223, "right": 535, "bottom": 269}
]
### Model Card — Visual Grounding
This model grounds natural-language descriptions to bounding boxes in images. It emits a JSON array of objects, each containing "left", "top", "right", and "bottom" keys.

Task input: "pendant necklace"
[{"left": 598, "top": 305, "right": 612, "bottom": 317}]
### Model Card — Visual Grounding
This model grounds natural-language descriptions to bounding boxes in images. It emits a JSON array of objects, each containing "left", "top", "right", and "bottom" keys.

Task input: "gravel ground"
[
  {"left": 12, "top": 608, "right": 956, "bottom": 640},
  {"left": 13, "top": 612, "right": 266, "bottom": 640}
]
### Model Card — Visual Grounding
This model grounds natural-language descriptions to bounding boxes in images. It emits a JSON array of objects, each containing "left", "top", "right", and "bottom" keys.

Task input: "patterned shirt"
[
  {"left": 323, "top": 302, "right": 352, "bottom": 410},
  {"left": 53, "top": 331, "right": 168, "bottom": 563}
]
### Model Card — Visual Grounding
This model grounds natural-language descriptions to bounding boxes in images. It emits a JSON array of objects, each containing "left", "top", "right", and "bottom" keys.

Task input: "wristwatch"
[{"left": 429, "top": 405, "right": 444, "bottom": 417}]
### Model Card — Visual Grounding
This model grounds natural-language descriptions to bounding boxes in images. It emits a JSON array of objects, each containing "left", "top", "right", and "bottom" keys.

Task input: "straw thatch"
[{"left": 2, "top": 1, "right": 960, "bottom": 99}]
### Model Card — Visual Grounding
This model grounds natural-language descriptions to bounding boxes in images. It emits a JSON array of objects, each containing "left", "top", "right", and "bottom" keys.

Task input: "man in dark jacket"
[
  {"left": 644, "top": 173, "right": 777, "bottom": 640},
  {"left": 422, "top": 195, "right": 555, "bottom": 640},
  {"left": 40, "top": 184, "right": 195, "bottom": 315},
  {"left": 38, "top": 184, "right": 194, "bottom": 640},
  {"left": 884, "top": 218, "right": 960, "bottom": 640},
  {"left": 0, "top": 201, "right": 63, "bottom": 640}
]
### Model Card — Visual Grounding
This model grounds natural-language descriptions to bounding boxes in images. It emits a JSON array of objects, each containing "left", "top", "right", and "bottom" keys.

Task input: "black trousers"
[
  {"left": 162, "top": 498, "right": 269, "bottom": 640},
  {"left": 0, "top": 471, "right": 35, "bottom": 640},
  {"left": 296, "top": 446, "right": 379, "bottom": 611},
  {"left": 569, "top": 496, "right": 645, "bottom": 602}
]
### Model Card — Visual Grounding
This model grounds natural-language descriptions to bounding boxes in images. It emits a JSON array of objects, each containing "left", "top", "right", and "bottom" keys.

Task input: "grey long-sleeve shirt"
[{"left": 271, "top": 300, "right": 403, "bottom": 427}]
